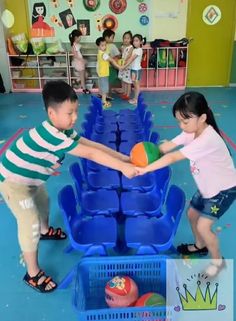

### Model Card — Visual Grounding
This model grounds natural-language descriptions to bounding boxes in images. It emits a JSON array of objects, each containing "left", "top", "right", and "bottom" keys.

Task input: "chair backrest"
[
  {"left": 165, "top": 185, "right": 186, "bottom": 235},
  {"left": 69, "top": 162, "right": 84, "bottom": 203},
  {"left": 137, "top": 92, "right": 144, "bottom": 105},
  {"left": 81, "top": 121, "right": 92, "bottom": 139},
  {"left": 150, "top": 131, "right": 160, "bottom": 144},
  {"left": 91, "top": 95, "right": 103, "bottom": 115},
  {"left": 155, "top": 166, "right": 172, "bottom": 202},
  {"left": 58, "top": 185, "right": 79, "bottom": 233}
]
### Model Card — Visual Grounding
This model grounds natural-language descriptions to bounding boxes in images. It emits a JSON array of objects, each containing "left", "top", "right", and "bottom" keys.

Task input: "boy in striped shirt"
[{"left": 0, "top": 81, "right": 136, "bottom": 293}]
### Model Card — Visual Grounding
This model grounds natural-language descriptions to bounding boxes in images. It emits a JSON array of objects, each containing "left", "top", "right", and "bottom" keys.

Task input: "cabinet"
[
  {"left": 140, "top": 45, "right": 188, "bottom": 90},
  {"left": 8, "top": 54, "right": 69, "bottom": 92},
  {"left": 7, "top": 44, "right": 188, "bottom": 92}
]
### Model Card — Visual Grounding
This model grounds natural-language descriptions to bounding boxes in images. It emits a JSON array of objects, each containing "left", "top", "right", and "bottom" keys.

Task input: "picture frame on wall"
[
  {"left": 77, "top": 19, "right": 90, "bottom": 36},
  {"left": 59, "top": 9, "right": 76, "bottom": 29}
]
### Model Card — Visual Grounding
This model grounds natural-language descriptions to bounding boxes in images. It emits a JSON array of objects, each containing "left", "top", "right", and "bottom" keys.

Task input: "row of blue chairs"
[
  {"left": 69, "top": 162, "right": 171, "bottom": 217},
  {"left": 58, "top": 183, "right": 185, "bottom": 257}
]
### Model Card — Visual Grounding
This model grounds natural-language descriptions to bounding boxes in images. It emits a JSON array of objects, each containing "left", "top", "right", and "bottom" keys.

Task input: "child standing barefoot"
[
  {"left": 135, "top": 92, "right": 236, "bottom": 277},
  {"left": 118, "top": 31, "right": 133, "bottom": 100},
  {"left": 69, "top": 29, "right": 90, "bottom": 94}
]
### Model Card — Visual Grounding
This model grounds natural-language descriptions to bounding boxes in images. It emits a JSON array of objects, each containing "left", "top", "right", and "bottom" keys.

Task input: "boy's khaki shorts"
[{"left": 0, "top": 180, "right": 49, "bottom": 252}]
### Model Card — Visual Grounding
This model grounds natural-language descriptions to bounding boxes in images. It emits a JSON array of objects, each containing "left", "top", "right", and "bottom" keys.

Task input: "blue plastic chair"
[
  {"left": 119, "top": 93, "right": 145, "bottom": 117},
  {"left": 120, "top": 166, "right": 171, "bottom": 216},
  {"left": 118, "top": 103, "right": 147, "bottom": 126},
  {"left": 91, "top": 95, "right": 117, "bottom": 119},
  {"left": 119, "top": 139, "right": 142, "bottom": 155},
  {"left": 87, "top": 170, "right": 120, "bottom": 190},
  {"left": 58, "top": 185, "right": 117, "bottom": 256},
  {"left": 70, "top": 162, "right": 119, "bottom": 216},
  {"left": 125, "top": 185, "right": 186, "bottom": 254},
  {"left": 121, "top": 173, "right": 156, "bottom": 192},
  {"left": 150, "top": 131, "right": 160, "bottom": 144}
]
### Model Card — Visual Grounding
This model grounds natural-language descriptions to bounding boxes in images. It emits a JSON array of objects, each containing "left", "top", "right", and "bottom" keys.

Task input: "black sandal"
[
  {"left": 177, "top": 243, "right": 208, "bottom": 256},
  {"left": 40, "top": 226, "right": 67, "bottom": 240},
  {"left": 23, "top": 270, "right": 57, "bottom": 293}
]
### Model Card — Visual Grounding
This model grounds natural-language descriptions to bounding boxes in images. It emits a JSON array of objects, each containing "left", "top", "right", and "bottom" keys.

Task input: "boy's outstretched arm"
[
  {"left": 68, "top": 143, "right": 136, "bottom": 178},
  {"left": 135, "top": 151, "right": 186, "bottom": 175},
  {"left": 79, "top": 137, "right": 130, "bottom": 162}
]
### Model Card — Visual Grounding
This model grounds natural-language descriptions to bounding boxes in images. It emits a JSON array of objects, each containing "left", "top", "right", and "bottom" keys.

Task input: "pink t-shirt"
[{"left": 172, "top": 125, "right": 236, "bottom": 198}]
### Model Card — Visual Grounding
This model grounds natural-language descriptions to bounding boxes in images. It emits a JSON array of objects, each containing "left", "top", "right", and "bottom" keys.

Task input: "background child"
[
  {"left": 102, "top": 29, "right": 120, "bottom": 100},
  {"left": 135, "top": 91, "right": 236, "bottom": 277},
  {"left": 96, "top": 37, "right": 121, "bottom": 108},
  {"left": 69, "top": 29, "right": 90, "bottom": 94},
  {"left": 122, "top": 34, "right": 146, "bottom": 105},
  {"left": 0, "top": 81, "right": 136, "bottom": 293},
  {"left": 118, "top": 31, "right": 133, "bottom": 100}
]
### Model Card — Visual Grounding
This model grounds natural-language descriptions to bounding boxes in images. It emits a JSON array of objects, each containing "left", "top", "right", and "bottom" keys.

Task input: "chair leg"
[
  {"left": 85, "top": 245, "right": 107, "bottom": 256},
  {"left": 58, "top": 265, "right": 77, "bottom": 289},
  {"left": 136, "top": 245, "right": 157, "bottom": 255}
]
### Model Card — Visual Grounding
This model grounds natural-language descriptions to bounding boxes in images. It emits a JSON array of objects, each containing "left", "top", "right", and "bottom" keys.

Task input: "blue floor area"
[{"left": 0, "top": 88, "right": 236, "bottom": 321}]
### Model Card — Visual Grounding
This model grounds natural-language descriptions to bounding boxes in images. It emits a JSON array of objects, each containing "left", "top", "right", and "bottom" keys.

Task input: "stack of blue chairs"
[{"left": 58, "top": 93, "right": 185, "bottom": 260}]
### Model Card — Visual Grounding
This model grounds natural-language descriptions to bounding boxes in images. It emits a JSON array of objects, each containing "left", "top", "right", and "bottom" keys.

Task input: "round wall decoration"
[
  {"left": 202, "top": 5, "right": 221, "bottom": 25},
  {"left": 140, "top": 15, "right": 149, "bottom": 25},
  {"left": 83, "top": 0, "right": 100, "bottom": 11},
  {"left": 109, "top": 0, "right": 127, "bottom": 14},
  {"left": 139, "top": 2, "right": 148, "bottom": 13},
  {"left": 102, "top": 14, "right": 118, "bottom": 31}
]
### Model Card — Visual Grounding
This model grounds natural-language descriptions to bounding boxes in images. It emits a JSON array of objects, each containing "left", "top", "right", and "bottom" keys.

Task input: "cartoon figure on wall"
[
  {"left": 51, "top": 0, "right": 60, "bottom": 8},
  {"left": 95, "top": 14, "right": 118, "bottom": 32},
  {"left": 59, "top": 9, "right": 76, "bottom": 29},
  {"left": 31, "top": 2, "right": 55, "bottom": 37},
  {"left": 77, "top": 20, "right": 90, "bottom": 36}
]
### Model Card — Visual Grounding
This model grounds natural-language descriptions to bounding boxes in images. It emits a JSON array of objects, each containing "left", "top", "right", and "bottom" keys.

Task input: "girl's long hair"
[
  {"left": 69, "top": 29, "right": 82, "bottom": 46},
  {"left": 172, "top": 91, "right": 222, "bottom": 136}
]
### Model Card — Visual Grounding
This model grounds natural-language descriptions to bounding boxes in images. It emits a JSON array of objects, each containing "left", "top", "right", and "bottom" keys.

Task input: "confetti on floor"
[
  {"left": 19, "top": 115, "right": 27, "bottom": 119},
  {"left": 18, "top": 104, "right": 23, "bottom": 107},
  {"left": 0, "top": 140, "right": 6, "bottom": 144}
]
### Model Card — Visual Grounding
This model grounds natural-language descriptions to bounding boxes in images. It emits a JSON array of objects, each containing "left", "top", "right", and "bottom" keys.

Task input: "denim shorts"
[
  {"left": 98, "top": 77, "right": 109, "bottom": 94},
  {"left": 190, "top": 186, "right": 236, "bottom": 220},
  {"left": 131, "top": 69, "right": 142, "bottom": 81}
]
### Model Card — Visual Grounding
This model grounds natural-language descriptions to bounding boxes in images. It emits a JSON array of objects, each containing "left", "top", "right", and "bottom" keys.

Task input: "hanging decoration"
[
  {"left": 67, "top": 0, "right": 74, "bottom": 7},
  {"left": 109, "top": 0, "right": 127, "bottom": 15},
  {"left": 83, "top": 0, "right": 100, "bottom": 11},
  {"left": 202, "top": 5, "right": 221, "bottom": 25},
  {"left": 50, "top": 15, "right": 63, "bottom": 27},
  {"left": 138, "top": 3, "right": 148, "bottom": 13},
  {"left": 59, "top": 9, "right": 76, "bottom": 29},
  {"left": 51, "top": 0, "right": 60, "bottom": 8},
  {"left": 139, "top": 15, "right": 149, "bottom": 25},
  {"left": 1, "top": 9, "right": 15, "bottom": 28},
  {"left": 101, "top": 14, "right": 118, "bottom": 31}
]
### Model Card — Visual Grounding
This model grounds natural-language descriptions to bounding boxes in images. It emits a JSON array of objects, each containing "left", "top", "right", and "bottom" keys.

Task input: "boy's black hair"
[
  {"left": 42, "top": 81, "right": 78, "bottom": 111},
  {"left": 96, "top": 37, "right": 105, "bottom": 46},
  {"left": 102, "top": 29, "right": 115, "bottom": 39}
]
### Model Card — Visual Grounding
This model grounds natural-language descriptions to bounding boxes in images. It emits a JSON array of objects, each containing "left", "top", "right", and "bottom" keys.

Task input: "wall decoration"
[
  {"left": 1, "top": 9, "right": 15, "bottom": 28},
  {"left": 202, "top": 5, "right": 221, "bottom": 25},
  {"left": 94, "top": 13, "right": 103, "bottom": 32},
  {"left": 138, "top": 3, "right": 148, "bottom": 13},
  {"left": 83, "top": 0, "right": 100, "bottom": 11},
  {"left": 140, "top": 15, "right": 149, "bottom": 25},
  {"left": 67, "top": 0, "right": 74, "bottom": 8},
  {"left": 31, "top": 2, "right": 55, "bottom": 37},
  {"left": 136, "top": 0, "right": 143, "bottom": 2},
  {"left": 77, "top": 19, "right": 90, "bottom": 36},
  {"left": 59, "top": 9, "right": 76, "bottom": 29},
  {"left": 101, "top": 14, "right": 118, "bottom": 32},
  {"left": 51, "top": 0, "right": 60, "bottom": 8},
  {"left": 109, "top": 0, "right": 127, "bottom": 15},
  {"left": 50, "top": 15, "right": 63, "bottom": 27}
]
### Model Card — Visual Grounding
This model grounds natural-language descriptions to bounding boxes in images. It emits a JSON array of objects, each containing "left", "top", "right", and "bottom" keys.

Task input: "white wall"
[{"left": 149, "top": 0, "right": 188, "bottom": 40}]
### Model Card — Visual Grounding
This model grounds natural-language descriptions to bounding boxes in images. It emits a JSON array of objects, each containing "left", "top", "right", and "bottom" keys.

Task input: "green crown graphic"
[{"left": 177, "top": 281, "right": 218, "bottom": 310}]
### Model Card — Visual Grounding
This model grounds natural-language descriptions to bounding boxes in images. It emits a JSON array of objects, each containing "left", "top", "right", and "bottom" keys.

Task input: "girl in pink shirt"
[{"left": 136, "top": 92, "right": 236, "bottom": 277}]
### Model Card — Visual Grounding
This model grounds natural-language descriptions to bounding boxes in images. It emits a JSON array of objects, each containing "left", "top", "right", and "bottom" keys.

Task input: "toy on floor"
[
  {"left": 130, "top": 142, "right": 161, "bottom": 167},
  {"left": 105, "top": 276, "right": 139, "bottom": 308},
  {"left": 135, "top": 292, "right": 166, "bottom": 307}
]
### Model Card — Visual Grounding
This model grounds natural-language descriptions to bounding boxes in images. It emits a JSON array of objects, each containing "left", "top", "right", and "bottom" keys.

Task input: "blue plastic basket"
[{"left": 73, "top": 255, "right": 174, "bottom": 321}]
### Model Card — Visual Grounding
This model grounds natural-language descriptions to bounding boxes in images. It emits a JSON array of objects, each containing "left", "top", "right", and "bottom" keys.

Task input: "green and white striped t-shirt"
[{"left": 0, "top": 120, "right": 80, "bottom": 186}]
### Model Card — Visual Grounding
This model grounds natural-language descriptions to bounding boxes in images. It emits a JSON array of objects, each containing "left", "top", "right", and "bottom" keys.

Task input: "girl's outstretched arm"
[
  {"left": 159, "top": 140, "right": 178, "bottom": 154},
  {"left": 135, "top": 150, "right": 186, "bottom": 175}
]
